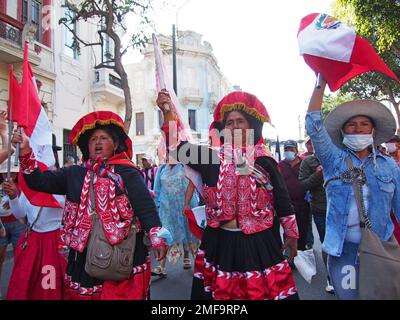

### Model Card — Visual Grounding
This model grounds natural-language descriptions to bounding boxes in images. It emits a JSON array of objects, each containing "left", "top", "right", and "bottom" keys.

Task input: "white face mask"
[
  {"left": 342, "top": 133, "right": 374, "bottom": 151},
  {"left": 386, "top": 143, "right": 397, "bottom": 154}
]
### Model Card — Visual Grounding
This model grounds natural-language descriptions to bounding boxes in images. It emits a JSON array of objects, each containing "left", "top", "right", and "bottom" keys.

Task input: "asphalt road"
[{"left": 149, "top": 220, "right": 336, "bottom": 300}]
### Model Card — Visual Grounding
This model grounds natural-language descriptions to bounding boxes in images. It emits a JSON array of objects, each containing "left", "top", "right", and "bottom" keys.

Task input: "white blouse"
[{"left": 10, "top": 193, "right": 65, "bottom": 233}]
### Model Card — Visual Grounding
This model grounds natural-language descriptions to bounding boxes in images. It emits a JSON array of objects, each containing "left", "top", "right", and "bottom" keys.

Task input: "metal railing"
[{"left": 0, "top": 12, "right": 23, "bottom": 46}]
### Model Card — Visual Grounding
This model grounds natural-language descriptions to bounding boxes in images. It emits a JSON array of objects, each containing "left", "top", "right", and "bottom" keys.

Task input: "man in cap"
[
  {"left": 278, "top": 140, "right": 311, "bottom": 252},
  {"left": 298, "top": 142, "right": 334, "bottom": 294},
  {"left": 385, "top": 135, "right": 400, "bottom": 166},
  {"left": 300, "top": 136, "right": 314, "bottom": 159}
]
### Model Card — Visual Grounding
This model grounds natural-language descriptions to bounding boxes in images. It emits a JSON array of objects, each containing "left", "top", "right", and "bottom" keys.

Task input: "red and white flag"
[
  {"left": 152, "top": 33, "right": 192, "bottom": 143},
  {"left": 7, "top": 66, "right": 21, "bottom": 120},
  {"left": 184, "top": 206, "right": 206, "bottom": 240},
  {"left": 9, "top": 42, "right": 62, "bottom": 208},
  {"left": 152, "top": 33, "right": 204, "bottom": 198},
  {"left": 298, "top": 13, "right": 399, "bottom": 91}
]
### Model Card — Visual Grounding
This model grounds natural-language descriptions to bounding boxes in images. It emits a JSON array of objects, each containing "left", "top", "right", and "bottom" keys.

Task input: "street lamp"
[{"left": 172, "top": 0, "right": 193, "bottom": 96}]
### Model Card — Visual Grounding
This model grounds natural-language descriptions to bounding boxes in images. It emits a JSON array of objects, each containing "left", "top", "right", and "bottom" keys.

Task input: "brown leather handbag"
[{"left": 84, "top": 174, "right": 136, "bottom": 282}]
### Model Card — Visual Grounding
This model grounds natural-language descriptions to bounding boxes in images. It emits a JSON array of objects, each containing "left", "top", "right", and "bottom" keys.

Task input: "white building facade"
[
  {"left": 1, "top": 2, "right": 234, "bottom": 166},
  {"left": 0, "top": 0, "right": 124, "bottom": 165}
]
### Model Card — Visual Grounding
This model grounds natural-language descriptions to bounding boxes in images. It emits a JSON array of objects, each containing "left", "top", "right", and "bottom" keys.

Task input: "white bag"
[{"left": 293, "top": 249, "right": 317, "bottom": 284}]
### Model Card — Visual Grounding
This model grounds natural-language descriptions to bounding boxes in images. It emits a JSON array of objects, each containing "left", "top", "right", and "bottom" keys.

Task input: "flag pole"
[
  {"left": 152, "top": 33, "right": 170, "bottom": 112},
  {"left": 315, "top": 73, "right": 322, "bottom": 89},
  {"left": 7, "top": 92, "right": 13, "bottom": 181},
  {"left": 14, "top": 127, "right": 21, "bottom": 166}
]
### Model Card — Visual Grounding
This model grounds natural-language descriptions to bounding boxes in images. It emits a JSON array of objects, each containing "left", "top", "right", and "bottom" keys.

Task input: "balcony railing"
[
  {"left": 182, "top": 87, "right": 203, "bottom": 104},
  {"left": 92, "top": 68, "right": 125, "bottom": 104},
  {"left": 0, "top": 12, "right": 23, "bottom": 46}
]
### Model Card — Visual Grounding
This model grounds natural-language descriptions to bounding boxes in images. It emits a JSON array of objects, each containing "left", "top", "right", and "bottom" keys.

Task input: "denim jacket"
[{"left": 306, "top": 111, "right": 400, "bottom": 257}]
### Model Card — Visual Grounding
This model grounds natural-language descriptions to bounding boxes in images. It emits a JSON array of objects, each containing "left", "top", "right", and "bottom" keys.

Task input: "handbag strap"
[
  {"left": 89, "top": 171, "right": 96, "bottom": 212},
  {"left": 344, "top": 157, "right": 372, "bottom": 229},
  {"left": 22, "top": 206, "right": 44, "bottom": 249}
]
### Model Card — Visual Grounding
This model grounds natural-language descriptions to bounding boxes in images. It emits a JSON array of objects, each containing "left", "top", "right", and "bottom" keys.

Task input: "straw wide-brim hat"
[{"left": 325, "top": 100, "right": 397, "bottom": 148}]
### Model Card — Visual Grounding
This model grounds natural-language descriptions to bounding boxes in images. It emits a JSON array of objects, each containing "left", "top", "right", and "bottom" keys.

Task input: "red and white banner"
[
  {"left": 7, "top": 66, "right": 21, "bottom": 120},
  {"left": 152, "top": 33, "right": 192, "bottom": 144},
  {"left": 184, "top": 206, "right": 206, "bottom": 240},
  {"left": 298, "top": 13, "right": 399, "bottom": 91},
  {"left": 8, "top": 42, "right": 62, "bottom": 208},
  {"left": 152, "top": 33, "right": 204, "bottom": 198}
]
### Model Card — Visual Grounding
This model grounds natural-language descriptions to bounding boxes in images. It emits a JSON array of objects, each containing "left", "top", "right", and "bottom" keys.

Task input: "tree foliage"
[
  {"left": 332, "top": 0, "right": 400, "bottom": 127},
  {"left": 59, "top": 0, "right": 155, "bottom": 131},
  {"left": 321, "top": 92, "right": 354, "bottom": 119}
]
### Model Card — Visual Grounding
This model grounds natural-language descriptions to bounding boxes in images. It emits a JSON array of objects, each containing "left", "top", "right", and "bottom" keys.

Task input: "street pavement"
[
  {"left": 150, "top": 220, "right": 336, "bottom": 300},
  {"left": 0, "top": 220, "right": 336, "bottom": 300}
]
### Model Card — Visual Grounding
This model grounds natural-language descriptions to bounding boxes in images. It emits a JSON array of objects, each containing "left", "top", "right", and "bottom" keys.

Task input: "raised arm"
[
  {"left": 307, "top": 78, "right": 327, "bottom": 112},
  {"left": 12, "top": 128, "right": 68, "bottom": 195},
  {"left": 157, "top": 90, "right": 218, "bottom": 176},
  {"left": 305, "top": 78, "right": 341, "bottom": 169}
]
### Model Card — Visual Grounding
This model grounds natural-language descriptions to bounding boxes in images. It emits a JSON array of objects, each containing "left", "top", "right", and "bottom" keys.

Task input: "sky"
[{"left": 128, "top": 0, "right": 336, "bottom": 142}]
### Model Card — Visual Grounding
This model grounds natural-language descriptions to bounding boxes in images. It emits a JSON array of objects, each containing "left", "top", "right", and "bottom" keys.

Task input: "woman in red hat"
[
  {"left": 157, "top": 89, "right": 299, "bottom": 300},
  {"left": 12, "top": 111, "right": 167, "bottom": 300}
]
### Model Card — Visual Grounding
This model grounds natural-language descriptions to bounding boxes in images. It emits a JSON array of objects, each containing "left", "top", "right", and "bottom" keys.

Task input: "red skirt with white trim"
[
  {"left": 191, "top": 226, "right": 299, "bottom": 300},
  {"left": 63, "top": 232, "right": 151, "bottom": 300},
  {"left": 6, "top": 229, "right": 67, "bottom": 300}
]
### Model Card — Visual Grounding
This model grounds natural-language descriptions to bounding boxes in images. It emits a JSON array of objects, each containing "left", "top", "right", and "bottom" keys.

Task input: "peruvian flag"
[
  {"left": 7, "top": 66, "right": 21, "bottom": 120},
  {"left": 298, "top": 13, "right": 399, "bottom": 91},
  {"left": 184, "top": 206, "right": 206, "bottom": 240},
  {"left": 10, "top": 42, "right": 62, "bottom": 208}
]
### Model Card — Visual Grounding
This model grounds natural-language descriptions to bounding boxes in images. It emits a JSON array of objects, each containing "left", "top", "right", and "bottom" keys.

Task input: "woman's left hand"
[
  {"left": 153, "top": 245, "right": 168, "bottom": 261},
  {"left": 282, "top": 237, "right": 298, "bottom": 262}
]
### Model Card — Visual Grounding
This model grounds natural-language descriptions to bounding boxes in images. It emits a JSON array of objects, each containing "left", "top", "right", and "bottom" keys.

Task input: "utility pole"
[
  {"left": 172, "top": 0, "right": 193, "bottom": 97},
  {"left": 172, "top": 24, "right": 177, "bottom": 95}
]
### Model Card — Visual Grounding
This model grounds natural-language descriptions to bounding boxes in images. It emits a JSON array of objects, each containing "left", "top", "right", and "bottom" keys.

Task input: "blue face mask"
[{"left": 284, "top": 151, "right": 296, "bottom": 161}]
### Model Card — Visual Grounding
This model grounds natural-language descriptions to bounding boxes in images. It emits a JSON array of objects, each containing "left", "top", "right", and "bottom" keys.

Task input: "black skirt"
[{"left": 191, "top": 226, "right": 299, "bottom": 300}]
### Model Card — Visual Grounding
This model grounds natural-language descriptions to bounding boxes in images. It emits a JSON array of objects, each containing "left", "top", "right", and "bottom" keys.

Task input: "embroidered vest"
[
  {"left": 60, "top": 170, "right": 138, "bottom": 253},
  {"left": 203, "top": 145, "right": 275, "bottom": 234}
]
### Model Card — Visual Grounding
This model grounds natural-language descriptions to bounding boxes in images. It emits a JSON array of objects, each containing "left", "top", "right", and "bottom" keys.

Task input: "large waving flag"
[
  {"left": 152, "top": 34, "right": 204, "bottom": 198},
  {"left": 152, "top": 34, "right": 192, "bottom": 143},
  {"left": 7, "top": 67, "right": 21, "bottom": 121},
  {"left": 298, "top": 13, "right": 399, "bottom": 92},
  {"left": 9, "top": 42, "right": 62, "bottom": 208}
]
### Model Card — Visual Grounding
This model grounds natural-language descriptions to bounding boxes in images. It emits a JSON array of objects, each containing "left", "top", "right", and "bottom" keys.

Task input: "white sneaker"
[{"left": 325, "top": 279, "right": 335, "bottom": 294}]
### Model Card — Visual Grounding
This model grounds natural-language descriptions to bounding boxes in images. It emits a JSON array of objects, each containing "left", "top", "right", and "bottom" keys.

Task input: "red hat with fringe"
[
  {"left": 213, "top": 91, "right": 271, "bottom": 124},
  {"left": 69, "top": 111, "right": 133, "bottom": 160}
]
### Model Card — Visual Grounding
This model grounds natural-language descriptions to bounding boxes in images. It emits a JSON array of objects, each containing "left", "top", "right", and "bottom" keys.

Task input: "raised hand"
[
  {"left": 2, "top": 179, "right": 18, "bottom": 200},
  {"left": 156, "top": 89, "right": 172, "bottom": 113},
  {"left": 0, "top": 110, "right": 8, "bottom": 135},
  {"left": 11, "top": 128, "right": 31, "bottom": 156}
]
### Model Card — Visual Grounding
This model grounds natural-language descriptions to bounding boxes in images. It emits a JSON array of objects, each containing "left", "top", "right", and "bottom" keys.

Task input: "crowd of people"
[{"left": 0, "top": 75, "right": 399, "bottom": 300}]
